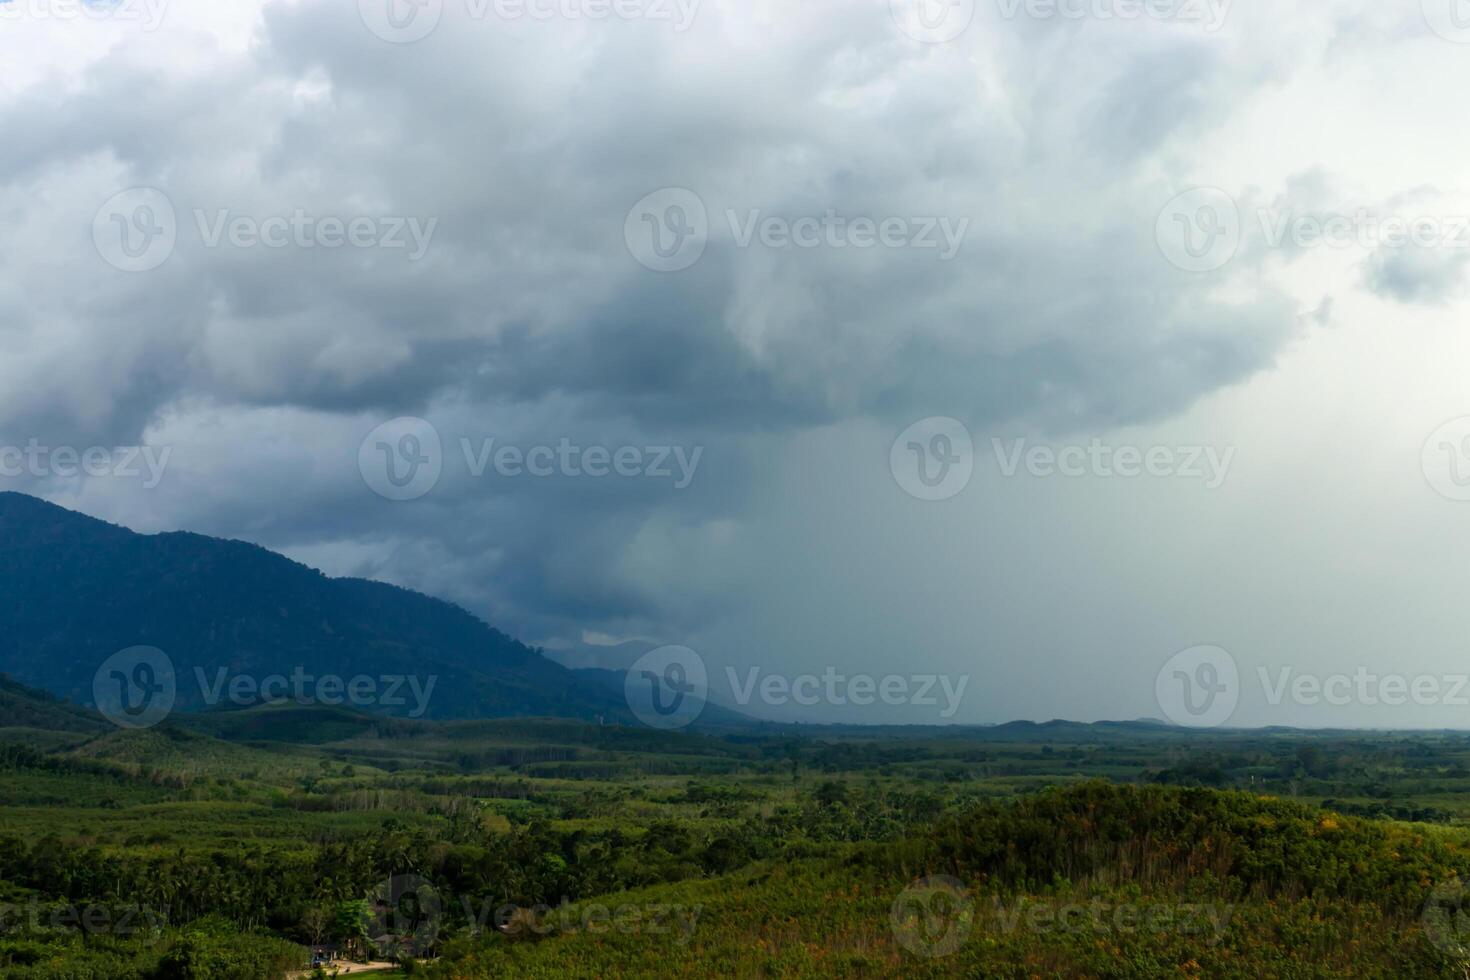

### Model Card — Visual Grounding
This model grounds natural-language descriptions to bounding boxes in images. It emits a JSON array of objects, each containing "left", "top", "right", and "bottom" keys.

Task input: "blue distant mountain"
[{"left": 0, "top": 492, "right": 633, "bottom": 722}]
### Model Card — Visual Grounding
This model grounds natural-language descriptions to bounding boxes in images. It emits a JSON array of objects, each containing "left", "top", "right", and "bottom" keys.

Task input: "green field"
[{"left": 6, "top": 708, "right": 1470, "bottom": 977}]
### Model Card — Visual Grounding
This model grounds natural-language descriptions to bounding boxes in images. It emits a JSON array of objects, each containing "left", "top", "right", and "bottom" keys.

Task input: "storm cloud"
[{"left": 3, "top": 0, "right": 1466, "bottom": 725}]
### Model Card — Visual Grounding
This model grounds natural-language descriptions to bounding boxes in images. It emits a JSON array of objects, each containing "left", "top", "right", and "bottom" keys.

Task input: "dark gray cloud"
[
  {"left": 8, "top": 0, "right": 1432, "bottom": 723},
  {"left": 1363, "top": 245, "right": 1470, "bottom": 305}
]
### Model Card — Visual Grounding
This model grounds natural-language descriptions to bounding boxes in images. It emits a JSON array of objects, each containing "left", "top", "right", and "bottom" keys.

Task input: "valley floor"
[{"left": 4, "top": 706, "right": 1470, "bottom": 977}]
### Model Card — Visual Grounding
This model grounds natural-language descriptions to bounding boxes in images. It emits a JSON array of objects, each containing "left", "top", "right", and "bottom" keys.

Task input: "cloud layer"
[{"left": 4, "top": 0, "right": 1468, "bottom": 724}]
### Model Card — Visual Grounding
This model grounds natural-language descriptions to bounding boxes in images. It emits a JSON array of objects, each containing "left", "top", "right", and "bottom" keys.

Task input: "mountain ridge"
[{"left": 0, "top": 492, "right": 631, "bottom": 723}]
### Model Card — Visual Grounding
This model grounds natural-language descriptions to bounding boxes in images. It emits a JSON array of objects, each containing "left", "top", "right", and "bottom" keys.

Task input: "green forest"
[{"left": 5, "top": 689, "right": 1470, "bottom": 978}]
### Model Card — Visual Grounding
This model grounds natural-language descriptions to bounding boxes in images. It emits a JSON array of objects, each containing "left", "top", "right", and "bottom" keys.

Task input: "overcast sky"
[{"left": 6, "top": 0, "right": 1470, "bottom": 727}]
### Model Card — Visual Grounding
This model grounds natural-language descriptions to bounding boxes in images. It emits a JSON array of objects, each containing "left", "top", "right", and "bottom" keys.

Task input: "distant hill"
[
  {"left": 170, "top": 699, "right": 407, "bottom": 746},
  {"left": 0, "top": 674, "right": 109, "bottom": 734},
  {"left": 0, "top": 492, "right": 631, "bottom": 723}
]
